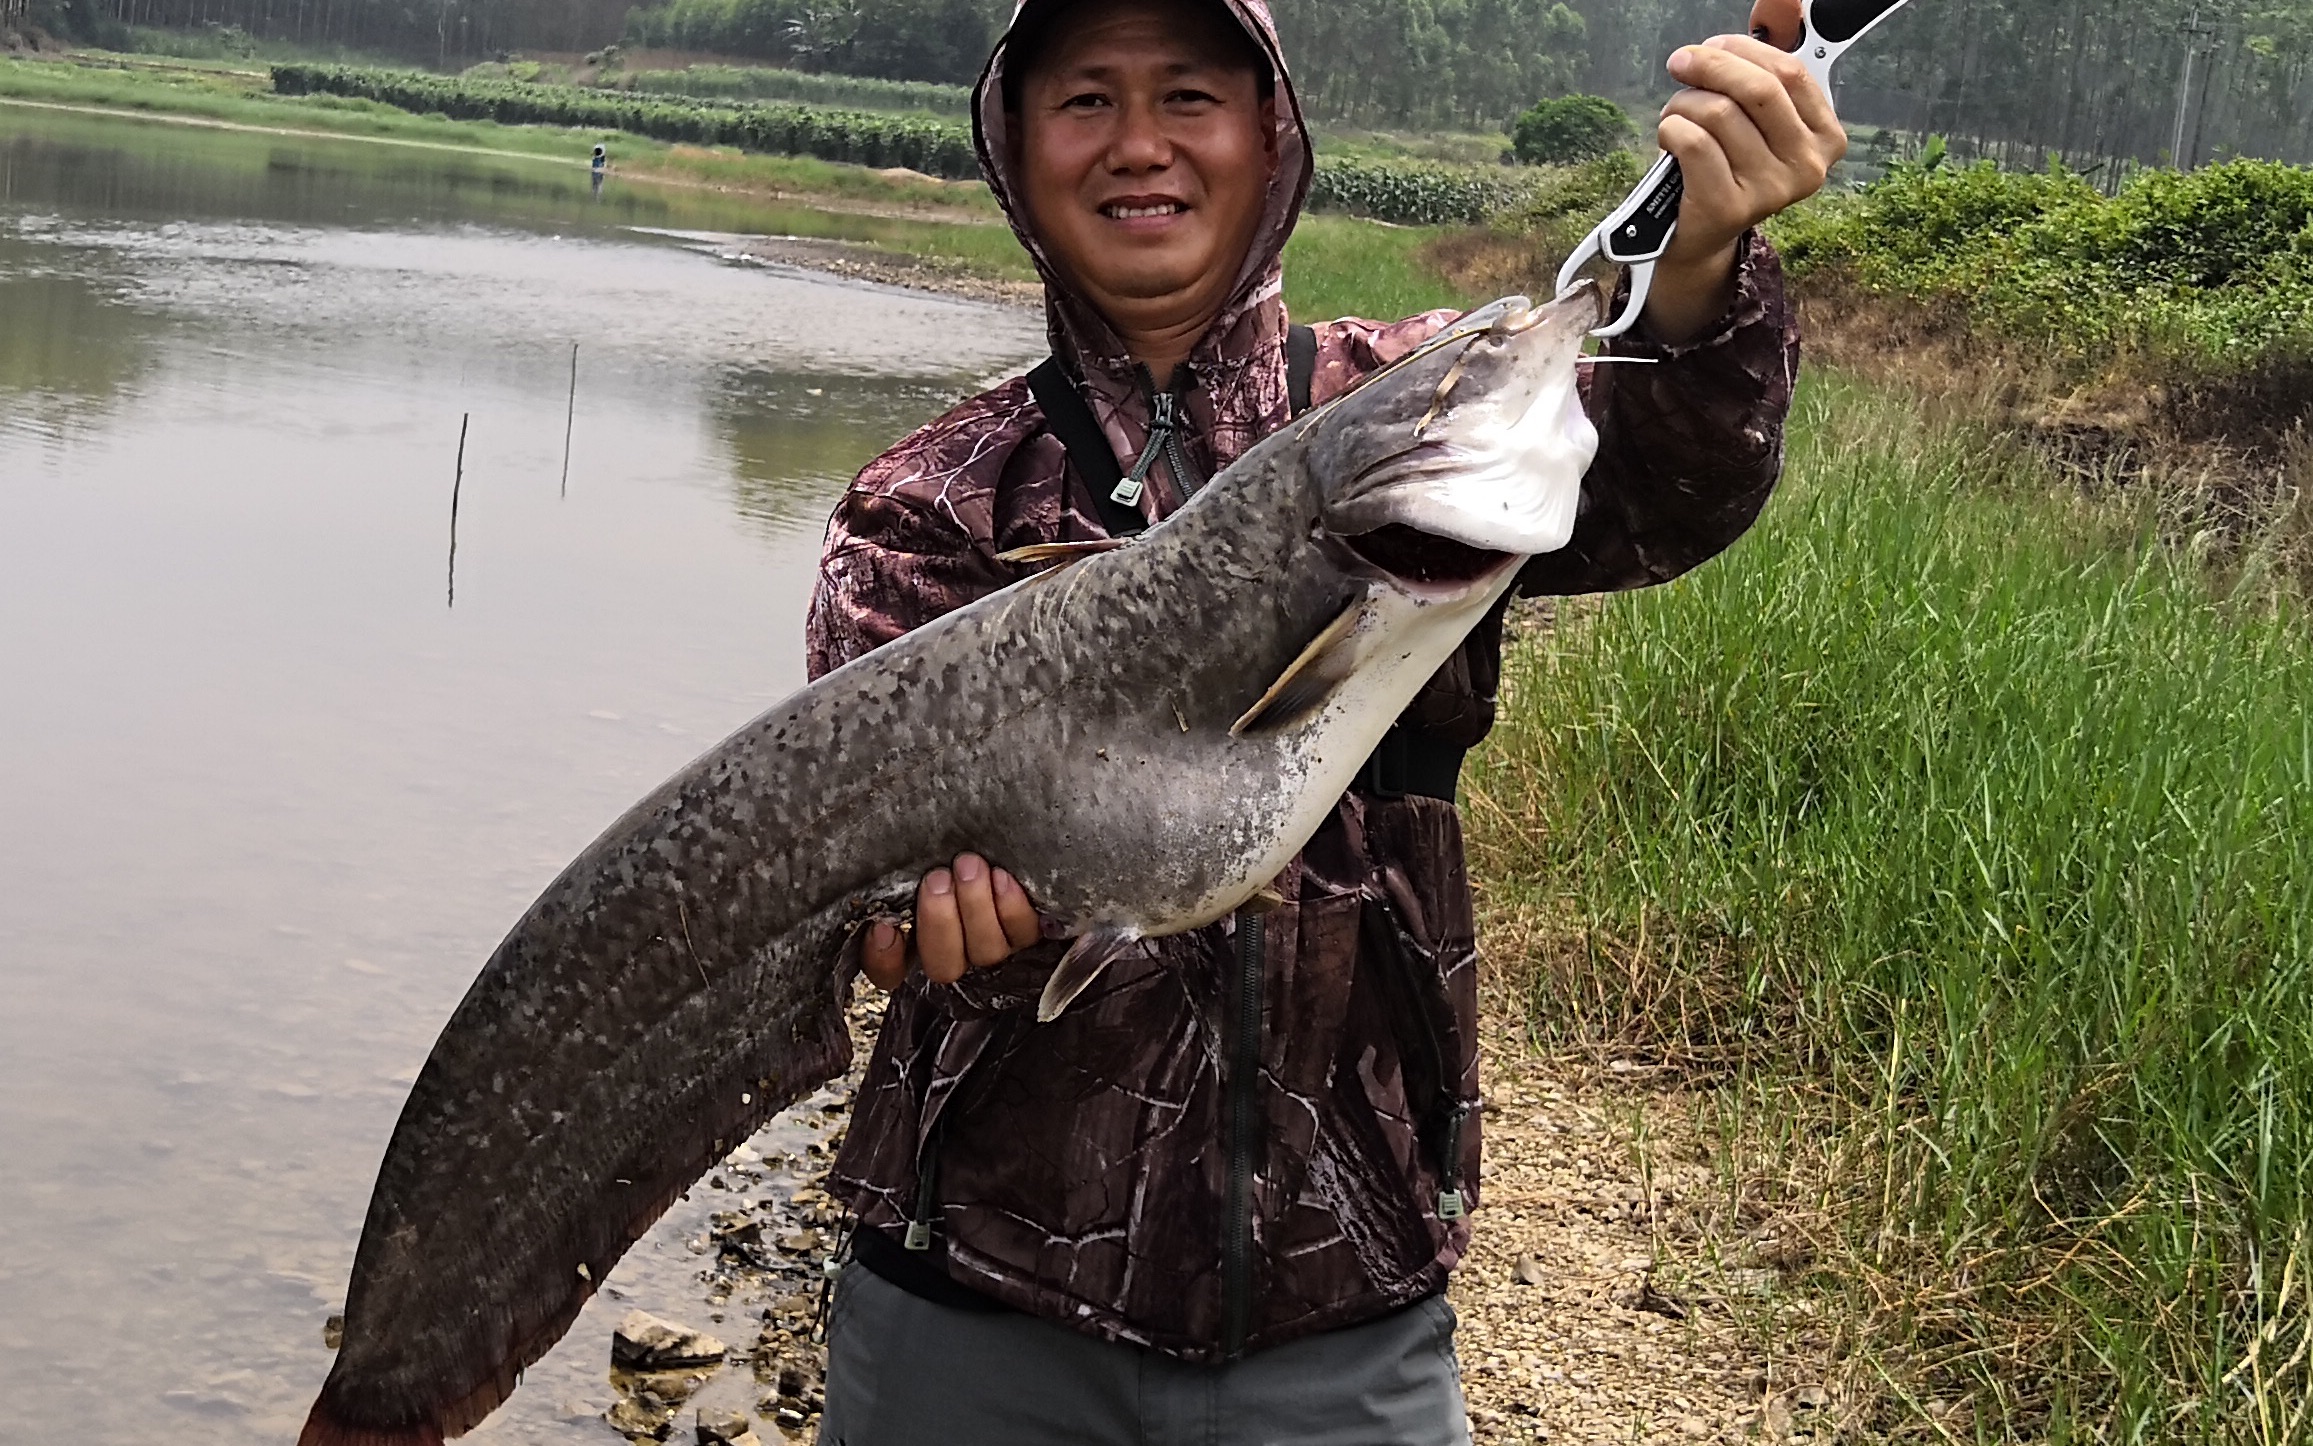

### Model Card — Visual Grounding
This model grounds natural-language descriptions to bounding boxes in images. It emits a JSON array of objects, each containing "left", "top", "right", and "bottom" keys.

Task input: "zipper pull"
[
  {"left": 1436, "top": 1100, "right": 1474, "bottom": 1221},
  {"left": 1112, "top": 391, "right": 1176, "bottom": 509},
  {"left": 811, "top": 1218, "right": 855, "bottom": 1344}
]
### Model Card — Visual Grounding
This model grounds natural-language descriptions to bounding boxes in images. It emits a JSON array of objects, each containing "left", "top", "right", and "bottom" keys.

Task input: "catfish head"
[{"left": 1308, "top": 283, "right": 1603, "bottom": 595}]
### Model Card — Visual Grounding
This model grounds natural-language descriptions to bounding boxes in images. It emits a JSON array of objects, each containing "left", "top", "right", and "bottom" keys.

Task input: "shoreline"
[{"left": 709, "top": 233, "right": 1038, "bottom": 309}]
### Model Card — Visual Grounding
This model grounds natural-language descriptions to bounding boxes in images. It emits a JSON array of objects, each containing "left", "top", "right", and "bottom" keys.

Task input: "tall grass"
[{"left": 1467, "top": 375, "right": 2313, "bottom": 1438}]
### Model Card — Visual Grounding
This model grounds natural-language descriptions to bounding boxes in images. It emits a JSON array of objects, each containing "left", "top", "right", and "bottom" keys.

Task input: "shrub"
[
  {"left": 1508, "top": 94, "right": 1633, "bottom": 166},
  {"left": 1307, "top": 156, "right": 1544, "bottom": 226}
]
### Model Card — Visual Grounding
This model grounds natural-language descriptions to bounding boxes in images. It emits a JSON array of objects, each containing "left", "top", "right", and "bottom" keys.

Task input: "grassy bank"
[{"left": 1467, "top": 375, "right": 2312, "bottom": 1439}]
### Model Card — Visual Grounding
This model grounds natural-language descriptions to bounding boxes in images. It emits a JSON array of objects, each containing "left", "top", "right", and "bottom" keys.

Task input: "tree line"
[
  {"left": 31, "top": 0, "right": 2313, "bottom": 169},
  {"left": 1564, "top": 0, "right": 2313, "bottom": 171}
]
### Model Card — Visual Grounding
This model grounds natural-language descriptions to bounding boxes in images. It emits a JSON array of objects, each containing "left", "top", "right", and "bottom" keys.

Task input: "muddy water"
[{"left": 0, "top": 108, "right": 1042, "bottom": 1443}]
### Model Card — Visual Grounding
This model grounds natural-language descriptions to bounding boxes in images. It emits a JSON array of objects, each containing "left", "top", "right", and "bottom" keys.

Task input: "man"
[{"left": 804, "top": 1, "right": 1840, "bottom": 1440}]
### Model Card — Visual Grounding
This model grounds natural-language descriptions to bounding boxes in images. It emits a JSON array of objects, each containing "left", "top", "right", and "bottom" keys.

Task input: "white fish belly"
[{"left": 1166, "top": 571, "right": 1522, "bottom": 929}]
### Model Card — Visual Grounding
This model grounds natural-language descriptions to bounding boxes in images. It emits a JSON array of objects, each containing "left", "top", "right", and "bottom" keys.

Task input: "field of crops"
[
  {"left": 270, "top": 62, "right": 982, "bottom": 179},
  {"left": 268, "top": 63, "right": 1543, "bottom": 227}
]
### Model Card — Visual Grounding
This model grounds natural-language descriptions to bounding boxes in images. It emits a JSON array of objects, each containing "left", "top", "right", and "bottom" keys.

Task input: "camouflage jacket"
[{"left": 803, "top": 0, "right": 1800, "bottom": 1362}]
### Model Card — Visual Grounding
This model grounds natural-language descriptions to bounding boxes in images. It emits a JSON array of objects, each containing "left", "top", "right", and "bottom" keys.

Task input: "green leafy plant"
[
  {"left": 1306, "top": 155, "right": 1545, "bottom": 226},
  {"left": 1508, "top": 93, "right": 1633, "bottom": 166}
]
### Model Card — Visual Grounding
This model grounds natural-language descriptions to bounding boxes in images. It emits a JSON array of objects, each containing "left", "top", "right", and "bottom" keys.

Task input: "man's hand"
[
  {"left": 860, "top": 853, "right": 1043, "bottom": 990},
  {"left": 1641, "top": 33, "right": 1848, "bottom": 344}
]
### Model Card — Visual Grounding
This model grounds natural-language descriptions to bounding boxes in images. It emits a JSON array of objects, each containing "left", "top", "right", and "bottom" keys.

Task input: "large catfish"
[{"left": 300, "top": 283, "right": 1605, "bottom": 1445}]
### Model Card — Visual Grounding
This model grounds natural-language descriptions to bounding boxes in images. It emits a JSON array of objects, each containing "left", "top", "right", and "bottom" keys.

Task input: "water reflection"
[
  {"left": 0, "top": 219, "right": 161, "bottom": 432},
  {"left": 714, "top": 366, "right": 966, "bottom": 535},
  {"left": 0, "top": 106, "right": 1041, "bottom": 1444}
]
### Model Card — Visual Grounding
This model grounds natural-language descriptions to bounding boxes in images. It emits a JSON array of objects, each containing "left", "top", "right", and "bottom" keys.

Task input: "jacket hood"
[{"left": 971, "top": 0, "right": 1317, "bottom": 489}]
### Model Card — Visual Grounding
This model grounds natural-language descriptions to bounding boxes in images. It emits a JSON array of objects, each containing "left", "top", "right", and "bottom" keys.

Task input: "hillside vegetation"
[{"left": 1774, "top": 150, "right": 2313, "bottom": 383}]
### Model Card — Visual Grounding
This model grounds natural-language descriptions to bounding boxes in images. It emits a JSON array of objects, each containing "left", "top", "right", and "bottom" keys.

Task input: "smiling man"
[{"left": 804, "top": 2, "right": 1839, "bottom": 1442}]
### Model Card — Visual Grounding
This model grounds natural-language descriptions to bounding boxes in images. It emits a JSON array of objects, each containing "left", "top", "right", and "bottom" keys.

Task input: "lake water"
[{"left": 0, "top": 106, "right": 1043, "bottom": 1443}]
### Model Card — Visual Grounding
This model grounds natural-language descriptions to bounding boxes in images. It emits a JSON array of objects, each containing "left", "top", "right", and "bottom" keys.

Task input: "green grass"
[
  {"left": 1309, "top": 123, "right": 1513, "bottom": 168},
  {"left": 1284, "top": 214, "right": 1476, "bottom": 321},
  {"left": 611, "top": 63, "right": 972, "bottom": 119},
  {"left": 1467, "top": 374, "right": 2313, "bottom": 1439}
]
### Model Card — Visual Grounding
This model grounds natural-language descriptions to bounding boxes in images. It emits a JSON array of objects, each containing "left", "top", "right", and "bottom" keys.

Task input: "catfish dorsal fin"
[
  {"left": 997, "top": 539, "right": 1131, "bottom": 569},
  {"left": 1037, "top": 926, "right": 1144, "bottom": 1023},
  {"left": 1231, "top": 600, "right": 1366, "bottom": 738}
]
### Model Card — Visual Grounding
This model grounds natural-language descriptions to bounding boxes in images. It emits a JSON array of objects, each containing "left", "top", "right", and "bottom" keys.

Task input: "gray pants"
[{"left": 817, "top": 1265, "right": 1471, "bottom": 1446}]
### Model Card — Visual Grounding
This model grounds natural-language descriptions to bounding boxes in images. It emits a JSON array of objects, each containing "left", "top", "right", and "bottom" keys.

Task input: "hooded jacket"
[{"left": 805, "top": 0, "right": 1800, "bottom": 1362}]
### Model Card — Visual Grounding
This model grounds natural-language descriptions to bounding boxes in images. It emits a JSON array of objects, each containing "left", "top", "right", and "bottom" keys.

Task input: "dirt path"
[{"left": 1452, "top": 1035, "right": 1840, "bottom": 1445}]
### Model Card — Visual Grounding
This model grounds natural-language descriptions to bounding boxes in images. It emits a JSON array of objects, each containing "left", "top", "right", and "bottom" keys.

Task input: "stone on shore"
[
  {"left": 696, "top": 1407, "right": 762, "bottom": 1445},
  {"left": 613, "top": 1309, "right": 729, "bottom": 1371}
]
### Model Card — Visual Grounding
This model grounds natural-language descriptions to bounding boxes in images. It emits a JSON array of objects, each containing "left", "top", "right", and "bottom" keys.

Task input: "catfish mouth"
[{"left": 1339, "top": 523, "right": 1518, "bottom": 594}]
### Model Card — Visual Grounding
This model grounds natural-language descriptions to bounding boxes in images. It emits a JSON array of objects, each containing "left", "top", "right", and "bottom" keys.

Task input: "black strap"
[
  {"left": 852, "top": 1225, "right": 1015, "bottom": 1315},
  {"left": 1026, "top": 325, "right": 1320, "bottom": 540},
  {"left": 1286, "top": 321, "right": 1316, "bottom": 418},
  {"left": 1354, "top": 726, "right": 1466, "bottom": 803},
  {"left": 1026, "top": 356, "right": 1141, "bottom": 538}
]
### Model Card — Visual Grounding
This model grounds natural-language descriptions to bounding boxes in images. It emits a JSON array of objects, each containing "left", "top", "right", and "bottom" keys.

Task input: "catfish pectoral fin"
[
  {"left": 1037, "top": 927, "right": 1145, "bottom": 1023},
  {"left": 1231, "top": 600, "right": 1367, "bottom": 737}
]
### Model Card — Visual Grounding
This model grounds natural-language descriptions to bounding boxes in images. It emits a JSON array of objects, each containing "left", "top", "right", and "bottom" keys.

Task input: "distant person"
[
  {"left": 804, "top": 0, "right": 1844, "bottom": 1441},
  {"left": 591, "top": 143, "right": 608, "bottom": 198}
]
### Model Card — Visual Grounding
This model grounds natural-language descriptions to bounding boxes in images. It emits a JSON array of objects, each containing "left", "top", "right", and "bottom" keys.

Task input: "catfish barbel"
[{"left": 300, "top": 282, "right": 1604, "bottom": 1446}]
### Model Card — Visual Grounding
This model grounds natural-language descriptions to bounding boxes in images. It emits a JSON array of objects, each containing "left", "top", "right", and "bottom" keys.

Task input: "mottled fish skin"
[{"left": 299, "top": 286, "right": 1601, "bottom": 1446}]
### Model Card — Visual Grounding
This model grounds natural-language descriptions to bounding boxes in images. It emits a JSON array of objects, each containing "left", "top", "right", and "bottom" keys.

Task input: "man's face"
[{"left": 1014, "top": 0, "right": 1279, "bottom": 342}]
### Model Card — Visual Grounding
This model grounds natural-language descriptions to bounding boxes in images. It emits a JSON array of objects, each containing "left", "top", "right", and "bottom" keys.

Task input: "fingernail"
[
  {"left": 871, "top": 922, "right": 898, "bottom": 950},
  {"left": 926, "top": 869, "right": 953, "bottom": 896},
  {"left": 955, "top": 854, "right": 985, "bottom": 884},
  {"left": 1669, "top": 45, "right": 1697, "bottom": 77},
  {"left": 992, "top": 867, "right": 1017, "bottom": 894}
]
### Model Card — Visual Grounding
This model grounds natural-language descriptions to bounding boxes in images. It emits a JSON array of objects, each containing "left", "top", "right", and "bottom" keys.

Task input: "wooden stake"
[
  {"left": 560, "top": 343, "right": 578, "bottom": 499},
  {"left": 448, "top": 412, "right": 468, "bottom": 610}
]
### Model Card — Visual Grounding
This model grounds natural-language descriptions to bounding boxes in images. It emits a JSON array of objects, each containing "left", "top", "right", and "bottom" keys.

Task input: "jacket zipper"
[
  {"left": 1221, "top": 904, "right": 1264, "bottom": 1357},
  {"left": 1111, "top": 372, "right": 1204, "bottom": 512}
]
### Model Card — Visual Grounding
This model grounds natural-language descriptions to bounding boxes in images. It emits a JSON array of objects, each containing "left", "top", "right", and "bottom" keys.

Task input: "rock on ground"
[{"left": 613, "top": 1309, "right": 729, "bottom": 1372}]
